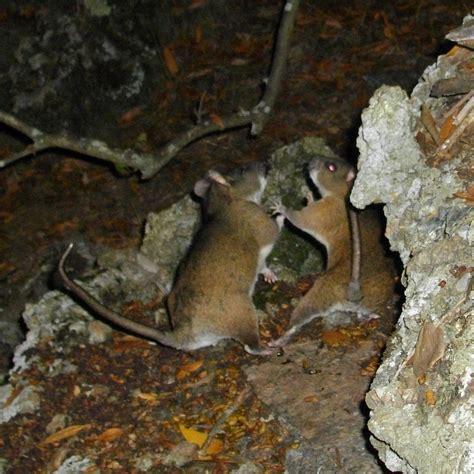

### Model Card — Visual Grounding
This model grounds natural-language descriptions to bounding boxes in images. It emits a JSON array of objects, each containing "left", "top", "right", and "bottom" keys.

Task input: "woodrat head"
[
  {"left": 308, "top": 155, "right": 355, "bottom": 199},
  {"left": 194, "top": 162, "right": 269, "bottom": 206}
]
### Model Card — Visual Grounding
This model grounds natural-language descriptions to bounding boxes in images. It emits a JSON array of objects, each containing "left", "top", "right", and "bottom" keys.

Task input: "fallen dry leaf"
[
  {"left": 209, "top": 113, "right": 225, "bottom": 129},
  {"left": 2, "top": 386, "right": 22, "bottom": 408},
  {"left": 179, "top": 425, "right": 203, "bottom": 446},
  {"left": 52, "top": 220, "right": 79, "bottom": 234},
  {"left": 439, "top": 114, "right": 454, "bottom": 141},
  {"left": 449, "top": 265, "right": 474, "bottom": 278},
  {"left": 417, "top": 373, "right": 427, "bottom": 385},
  {"left": 453, "top": 186, "right": 474, "bottom": 203},
  {"left": 113, "top": 337, "right": 152, "bottom": 352},
  {"left": 118, "top": 106, "right": 143, "bottom": 126},
  {"left": 110, "top": 375, "right": 126, "bottom": 385},
  {"left": 360, "top": 357, "right": 379, "bottom": 376},
  {"left": 97, "top": 427, "right": 124, "bottom": 443},
  {"left": 163, "top": 46, "right": 179, "bottom": 75},
  {"left": 425, "top": 389, "right": 437, "bottom": 406},
  {"left": 189, "top": 0, "right": 207, "bottom": 9},
  {"left": 135, "top": 391, "right": 159, "bottom": 402},
  {"left": 321, "top": 329, "right": 351, "bottom": 347},
  {"left": 204, "top": 438, "right": 224, "bottom": 455},
  {"left": 412, "top": 322, "right": 445, "bottom": 377},
  {"left": 176, "top": 360, "right": 203, "bottom": 380},
  {"left": 39, "top": 424, "right": 93, "bottom": 446},
  {"left": 178, "top": 424, "right": 224, "bottom": 454}
]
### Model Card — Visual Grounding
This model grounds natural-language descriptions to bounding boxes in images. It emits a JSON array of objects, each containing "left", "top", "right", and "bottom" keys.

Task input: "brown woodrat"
[
  {"left": 270, "top": 155, "right": 395, "bottom": 346},
  {"left": 60, "top": 162, "right": 280, "bottom": 355}
]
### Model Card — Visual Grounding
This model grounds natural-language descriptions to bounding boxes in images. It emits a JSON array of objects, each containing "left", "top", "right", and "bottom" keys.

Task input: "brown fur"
[
  {"left": 60, "top": 162, "right": 279, "bottom": 355},
  {"left": 271, "top": 155, "right": 395, "bottom": 346}
]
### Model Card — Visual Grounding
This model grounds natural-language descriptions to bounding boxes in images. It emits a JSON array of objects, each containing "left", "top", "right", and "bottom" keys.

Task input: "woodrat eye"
[{"left": 327, "top": 162, "right": 337, "bottom": 172}]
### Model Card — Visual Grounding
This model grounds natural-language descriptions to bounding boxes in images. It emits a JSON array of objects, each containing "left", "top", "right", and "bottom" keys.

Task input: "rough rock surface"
[
  {"left": 245, "top": 337, "right": 386, "bottom": 473},
  {"left": 351, "top": 34, "right": 473, "bottom": 472},
  {"left": 139, "top": 195, "right": 200, "bottom": 292},
  {"left": 262, "top": 137, "right": 334, "bottom": 281}
]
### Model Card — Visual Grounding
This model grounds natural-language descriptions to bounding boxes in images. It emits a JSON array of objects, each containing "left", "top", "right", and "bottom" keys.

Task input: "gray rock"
[
  {"left": 0, "top": 384, "right": 41, "bottom": 424},
  {"left": 87, "top": 319, "right": 113, "bottom": 344},
  {"left": 139, "top": 195, "right": 200, "bottom": 292},
  {"left": 351, "top": 30, "right": 474, "bottom": 473},
  {"left": 53, "top": 456, "right": 95, "bottom": 474},
  {"left": 232, "top": 462, "right": 263, "bottom": 474},
  {"left": 46, "top": 414, "right": 68, "bottom": 435},
  {"left": 263, "top": 137, "right": 333, "bottom": 281}
]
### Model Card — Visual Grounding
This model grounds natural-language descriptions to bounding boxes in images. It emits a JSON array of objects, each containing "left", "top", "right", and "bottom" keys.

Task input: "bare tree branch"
[
  {"left": 0, "top": 0, "right": 300, "bottom": 179},
  {"left": 0, "top": 110, "right": 159, "bottom": 176},
  {"left": 251, "top": 0, "right": 300, "bottom": 135}
]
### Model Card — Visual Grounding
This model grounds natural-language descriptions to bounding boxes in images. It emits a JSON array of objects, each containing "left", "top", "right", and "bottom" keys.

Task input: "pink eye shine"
[{"left": 327, "top": 162, "right": 337, "bottom": 172}]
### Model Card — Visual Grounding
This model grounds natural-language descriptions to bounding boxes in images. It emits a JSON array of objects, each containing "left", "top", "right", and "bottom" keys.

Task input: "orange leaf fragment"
[
  {"left": 176, "top": 359, "right": 203, "bottom": 381},
  {"left": 52, "top": 220, "right": 79, "bottom": 234},
  {"left": 97, "top": 427, "right": 124, "bottom": 442},
  {"left": 118, "top": 106, "right": 143, "bottom": 126},
  {"left": 39, "top": 424, "right": 93, "bottom": 446},
  {"left": 425, "top": 389, "right": 436, "bottom": 406},
  {"left": 412, "top": 322, "right": 445, "bottom": 377},
  {"left": 110, "top": 374, "right": 126, "bottom": 385},
  {"left": 446, "top": 46, "right": 460, "bottom": 57},
  {"left": 3, "top": 386, "right": 22, "bottom": 408},
  {"left": 179, "top": 424, "right": 207, "bottom": 447},
  {"left": 163, "top": 47, "right": 179, "bottom": 75},
  {"left": 209, "top": 113, "right": 225, "bottom": 129},
  {"left": 303, "top": 395, "right": 319, "bottom": 403},
  {"left": 189, "top": 0, "right": 207, "bottom": 9},
  {"left": 206, "top": 438, "right": 224, "bottom": 454},
  {"left": 453, "top": 186, "right": 474, "bottom": 202},
  {"left": 439, "top": 114, "right": 455, "bottom": 142},
  {"left": 135, "top": 391, "right": 159, "bottom": 402},
  {"left": 178, "top": 424, "right": 224, "bottom": 454},
  {"left": 321, "top": 329, "right": 351, "bottom": 347},
  {"left": 360, "top": 357, "right": 379, "bottom": 376}
]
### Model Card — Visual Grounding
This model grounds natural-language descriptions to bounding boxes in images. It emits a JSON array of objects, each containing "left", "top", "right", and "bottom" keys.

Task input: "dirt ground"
[{"left": 0, "top": 0, "right": 469, "bottom": 471}]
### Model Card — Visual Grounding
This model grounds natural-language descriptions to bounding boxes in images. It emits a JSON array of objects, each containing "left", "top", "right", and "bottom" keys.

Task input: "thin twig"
[
  {"left": 421, "top": 104, "right": 441, "bottom": 146},
  {"left": 0, "top": 0, "right": 300, "bottom": 179},
  {"left": 251, "top": 0, "right": 300, "bottom": 135},
  {"left": 443, "top": 90, "right": 474, "bottom": 120},
  {"left": 435, "top": 104, "right": 474, "bottom": 163},
  {"left": 199, "top": 388, "right": 250, "bottom": 456}
]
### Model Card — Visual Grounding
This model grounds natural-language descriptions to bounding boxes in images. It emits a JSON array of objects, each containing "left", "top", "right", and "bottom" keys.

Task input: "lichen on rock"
[
  {"left": 262, "top": 136, "right": 334, "bottom": 281},
  {"left": 351, "top": 23, "right": 474, "bottom": 473}
]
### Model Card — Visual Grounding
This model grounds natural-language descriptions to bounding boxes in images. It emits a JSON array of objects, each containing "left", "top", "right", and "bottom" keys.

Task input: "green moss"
[{"left": 262, "top": 136, "right": 333, "bottom": 282}]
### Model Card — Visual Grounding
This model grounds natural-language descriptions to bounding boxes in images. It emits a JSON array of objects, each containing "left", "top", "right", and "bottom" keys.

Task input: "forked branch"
[{"left": 0, "top": 0, "right": 300, "bottom": 179}]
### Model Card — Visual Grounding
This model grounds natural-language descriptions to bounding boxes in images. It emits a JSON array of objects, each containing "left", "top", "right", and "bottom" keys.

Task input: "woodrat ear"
[
  {"left": 193, "top": 170, "right": 230, "bottom": 198},
  {"left": 346, "top": 169, "right": 356, "bottom": 183},
  {"left": 193, "top": 178, "right": 211, "bottom": 198},
  {"left": 207, "top": 170, "right": 229, "bottom": 187}
]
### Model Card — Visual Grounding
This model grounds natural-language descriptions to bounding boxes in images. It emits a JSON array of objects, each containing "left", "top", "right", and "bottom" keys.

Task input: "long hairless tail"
[
  {"left": 58, "top": 244, "right": 176, "bottom": 347},
  {"left": 347, "top": 209, "right": 362, "bottom": 303}
]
